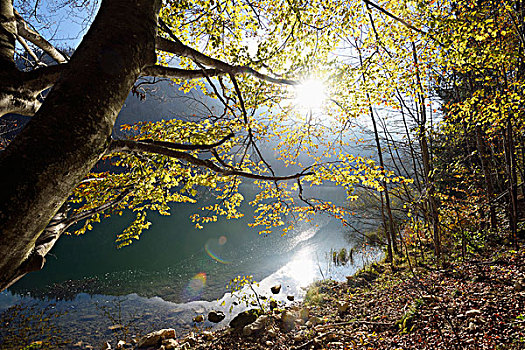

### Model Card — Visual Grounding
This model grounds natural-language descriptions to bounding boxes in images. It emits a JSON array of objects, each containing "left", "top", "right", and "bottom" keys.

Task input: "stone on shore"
[
  {"left": 229, "top": 309, "right": 259, "bottom": 329},
  {"left": 271, "top": 284, "right": 282, "bottom": 294},
  {"left": 208, "top": 310, "right": 226, "bottom": 323},
  {"left": 136, "top": 328, "right": 176, "bottom": 349}
]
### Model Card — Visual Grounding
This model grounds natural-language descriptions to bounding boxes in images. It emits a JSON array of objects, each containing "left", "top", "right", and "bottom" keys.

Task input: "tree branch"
[
  {"left": 155, "top": 36, "right": 298, "bottom": 86},
  {"left": 362, "top": 0, "right": 426, "bottom": 35},
  {"left": 362, "top": 0, "right": 443, "bottom": 45},
  {"left": 24, "top": 63, "right": 65, "bottom": 91},
  {"left": 137, "top": 132, "right": 234, "bottom": 151},
  {"left": 14, "top": 10, "right": 69, "bottom": 64},
  {"left": 142, "top": 65, "right": 223, "bottom": 79},
  {"left": 14, "top": 32, "right": 43, "bottom": 66},
  {"left": 108, "top": 139, "right": 313, "bottom": 181}
]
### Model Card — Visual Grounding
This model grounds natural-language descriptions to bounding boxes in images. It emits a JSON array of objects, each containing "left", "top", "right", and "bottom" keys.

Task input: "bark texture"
[{"left": 0, "top": 0, "right": 160, "bottom": 291}]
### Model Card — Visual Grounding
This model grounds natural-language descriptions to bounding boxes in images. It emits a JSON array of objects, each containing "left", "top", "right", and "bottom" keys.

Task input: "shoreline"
[{"left": 125, "top": 244, "right": 524, "bottom": 350}]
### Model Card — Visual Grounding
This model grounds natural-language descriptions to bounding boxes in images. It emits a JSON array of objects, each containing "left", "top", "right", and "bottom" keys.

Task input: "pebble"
[
  {"left": 193, "top": 315, "right": 204, "bottom": 323},
  {"left": 202, "top": 331, "right": 214, "bottom": 341},
  {"left": 271, "top": 284, "right": 282, "bottom": 294},
  {"left": 108, "top": 324, "right": 123, "bottom": 331},
  {"left": 465, "top": 309, "right": 481, "bottom": 317},
  {"left": 337, "top": 301, "right": 350, "bottom": 313}
]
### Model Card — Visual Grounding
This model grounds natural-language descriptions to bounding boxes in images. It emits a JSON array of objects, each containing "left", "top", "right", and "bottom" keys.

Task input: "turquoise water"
[{"left": 0, "top": 185, "right": 381, "bottom": 348}]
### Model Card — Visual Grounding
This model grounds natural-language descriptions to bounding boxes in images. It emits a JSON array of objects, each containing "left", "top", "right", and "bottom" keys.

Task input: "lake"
[{"left": 0, "top": 184, "right": 381, "bottom": 348}]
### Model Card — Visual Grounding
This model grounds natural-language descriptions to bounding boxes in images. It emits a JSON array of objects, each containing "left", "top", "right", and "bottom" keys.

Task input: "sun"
[{"left": 294, "top": 79, "right": 327, "bottom": 111}]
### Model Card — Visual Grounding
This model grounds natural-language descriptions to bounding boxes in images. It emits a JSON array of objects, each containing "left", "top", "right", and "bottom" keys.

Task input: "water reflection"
[{"left": 286, "top": 247, "right": 317, "bottom": 287}]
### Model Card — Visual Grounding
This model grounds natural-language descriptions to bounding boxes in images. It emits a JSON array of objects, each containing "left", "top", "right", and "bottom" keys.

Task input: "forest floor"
[{"left": 169, "top": 242, "right": 525, "bottom": 350}]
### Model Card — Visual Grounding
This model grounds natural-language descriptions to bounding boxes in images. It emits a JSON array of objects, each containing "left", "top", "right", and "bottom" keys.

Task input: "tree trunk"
[
  {"left": 475, "top": 126, "right": 498, "bottom": 231},
  {"left": 357, "top": 49, "right": 396, "bottom": 260},
  {"left": 412, "top": 42, "right": 440, "bottom": 260},
  {"left": 504, "top": 117, "right": 519, "bottom": 248},
  {"left": 0, "top": 0, "right": 160, "bottom": 291}
]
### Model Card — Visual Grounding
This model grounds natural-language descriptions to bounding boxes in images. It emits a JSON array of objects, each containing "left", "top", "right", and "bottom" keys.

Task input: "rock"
[
  {"left": 306, "top": 316, "right": 322, "bottom": 327},
  {"left": 266, "top": 341, "right": 274, "bottom": 346},
  {"left": 179, "top": 342, "right": 191, "bottom": 350},
  {"left": 294, "top": 318, "right": 305, "bottom": 327},
  {"left": 185, "top": 333, "right": 197, "bottom": 345},
  {"left": 208, "top": 310, "right": 226, "bottom": 323},
  {"left": 243, "top": 315, "right": 270, "bottom": 336},
  {"left": 162, "top": 339, "right": 179, "bottom": 350},
  {"left": 287, "top": 295, "right": 295, "bottom": 301},
  {"left": 299, "top": 308, "right": 309, "bottom": 321},
  {"left": 337, "top": 301, "right": 350, "bottom": 313},
  {"left": 193, "top": 315, "right": 205, "bottom": 323},
  {"left": 281, "top": 310, "right": 297, "bottom": 332},
  {"left": 108, "top": 324, "right": 124, "bottom": 331},
  {"left": 116, "top": 340, "right": 126, "bottom": 349},
  {"left": 79, "top": 314, "right": 98, "bottom": 321},
  {"left": 193, "top": 306, "right": 205, "bottom": 314},
  {"left": 230, "top": 309, "right": 258, "bottom": 329},
  {"left": 294, "top": 331, "right": 306, "bottom": 342},
  {"left": 269, "top": 300, "right": 278, "bottom": 310},
  {"left": 271, "top": 284, "right": 282, "bottom": 294},
  {"left": 137, "top": 329, "right": 176, "bottom": 348},
  {"left": 202, "top": 331, "right": 214, "bottom": 341},
  {"left": 465, "top": 309, "right": 481, "bottom": 317},
  {"left": 267, "top": 328, "right": 277, "bottom": 338},
  {"left": 100, "top": 342, "right": 111, "bottom": 350}
]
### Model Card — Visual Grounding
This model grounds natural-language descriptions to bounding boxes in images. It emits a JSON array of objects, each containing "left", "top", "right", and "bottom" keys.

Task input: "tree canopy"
[{"left": 1, "top": 0, "right": 523, "bottom": 291}]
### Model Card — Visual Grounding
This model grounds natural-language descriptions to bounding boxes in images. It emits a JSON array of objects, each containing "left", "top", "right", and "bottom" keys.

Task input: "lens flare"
[
  {"left": 183, "top": 272, "right": 207, "bottom": 300},
  {"left": 204, "top": 237, "right": 231, "bottom": 264}
]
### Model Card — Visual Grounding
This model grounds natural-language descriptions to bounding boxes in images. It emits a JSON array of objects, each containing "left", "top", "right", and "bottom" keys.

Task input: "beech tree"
[{"left": 2, "top": 0, "right": 406, "bottom": 291}]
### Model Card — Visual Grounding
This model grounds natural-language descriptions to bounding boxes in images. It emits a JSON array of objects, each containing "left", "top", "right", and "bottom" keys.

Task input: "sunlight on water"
[
  {"left": 286, "top": 246, "right": 317, "bottom": 287},
  {"left": 288, "top": 227, "right": 317, "bottom": 251}
]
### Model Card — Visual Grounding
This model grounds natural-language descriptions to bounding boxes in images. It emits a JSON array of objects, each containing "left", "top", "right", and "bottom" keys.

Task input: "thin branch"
[
  {"left": 155, "top": 35, "right": 298, "bottom": 86},
  {"left": 59, "top": 188, "right": 133, "bottom": 229},
  {"left": 362, "top": 0, "right": 442, "bottom": 44},
  {"left": 362, "top": 0, "right": 426, "bottom": 35},
  {"left": 14, "top": 10, "right": 69, "bottom": 64},
  {"left": 137, "top": 132, "right": 234, "bottom": 151},
  {"left": 15, "top": 33, "right": 44, "bottom": 66},
  {"left": 108, "top": 139, "right": 313, "bottom": 181}
]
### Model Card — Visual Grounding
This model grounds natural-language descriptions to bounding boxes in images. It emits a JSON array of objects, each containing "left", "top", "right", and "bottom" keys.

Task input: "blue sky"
[{"left": 18, "top": 0, "right": 100, "bottom": 50}]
